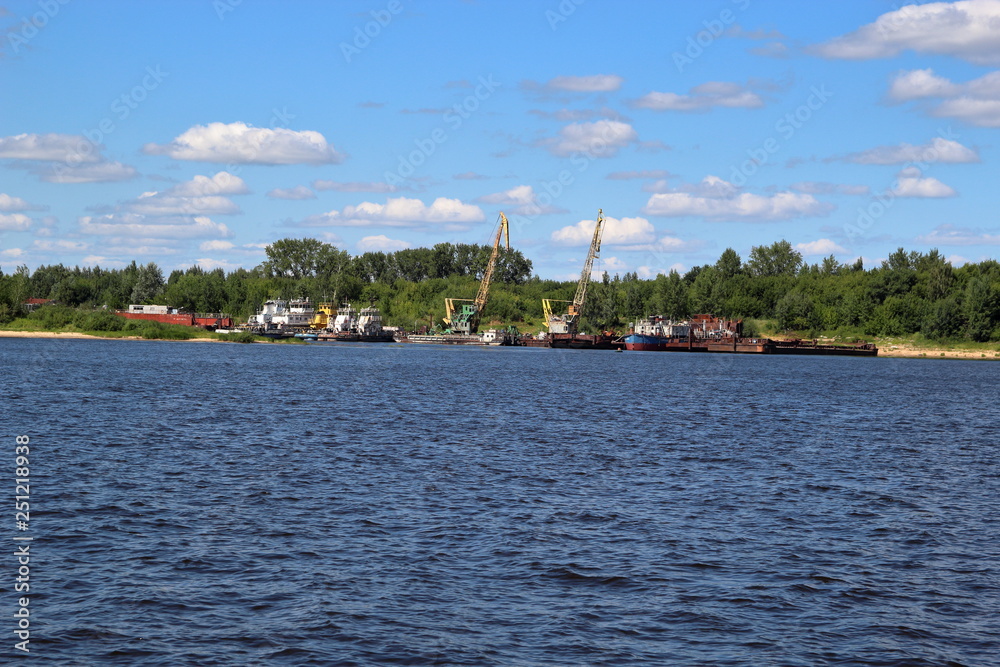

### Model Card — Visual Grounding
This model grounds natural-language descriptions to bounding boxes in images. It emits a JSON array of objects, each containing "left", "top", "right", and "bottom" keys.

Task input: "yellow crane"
[
  {"left": 543, "top": 208, "right": 604, "bottom": 335},
  {"left": 444, "top": 212, "right": 510, "bottom": 335}
]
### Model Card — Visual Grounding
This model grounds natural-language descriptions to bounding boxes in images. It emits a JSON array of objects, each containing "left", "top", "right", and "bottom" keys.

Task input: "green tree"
[
  {"left": 747, "top": 240, "right": 802, "bottom": 277},
  {"left": 130, "top": 262, "right": 164, "bottom": 304}
]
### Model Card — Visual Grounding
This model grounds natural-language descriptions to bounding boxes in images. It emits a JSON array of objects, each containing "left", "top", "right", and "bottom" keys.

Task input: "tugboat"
[{"left": 624, "top": 316, "right": 691, "bottom": 351}]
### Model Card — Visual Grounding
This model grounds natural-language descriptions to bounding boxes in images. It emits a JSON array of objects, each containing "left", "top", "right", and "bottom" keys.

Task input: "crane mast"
[
  {"left": 444, "top": 212, "right": 510, "bottom": 335},
  {"left": 544, "top": 209, "right": 604, "bottom": 335}
]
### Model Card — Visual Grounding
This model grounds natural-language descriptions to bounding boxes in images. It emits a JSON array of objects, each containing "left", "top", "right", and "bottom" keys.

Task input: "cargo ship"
[
  {"left": 116, "top": 304, "right": 233, "bottom": 330},
  {"left": 623, "top": 314, "right": 877, "bottom": 356},
  {"left": 313, "top": 303, "right": 394, "bottom": 343}
]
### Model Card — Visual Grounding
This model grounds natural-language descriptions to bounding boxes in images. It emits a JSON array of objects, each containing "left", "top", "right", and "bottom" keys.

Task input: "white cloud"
[
  {"left": 267, "top": 186, "right": 316, "bottom": 200},
  {"left": 170, "top": 171, "right": 248, "bottom": 197},
  {"left": 0, "top": 193, "right": 42, "bottom": 212},
  {"left": 844, "top": 137, "right": 979, "bottom": 164},
  {"left": 0, "top": 213, "right": 32, "bottom": 231},
  {"left": 542, "top": 120, "right": 638, "bottom": 157},
  {"left": 39, "top": 161, "right": 138, "bottom": 184},
  {"left": 1, "top": 248, "right": 26, "bottom": 258},
  {"left": 0, "top": 133, "right": 100, "bottom": 162},
  {"left": 887, "top": 68, "right": 961, "bottom": 101},
  {"left": 79, "top": 213, "right": 231, "bottom": 239},
  {"left": 552, "top": 216, "right": 657, "bottom": 245},
  {"left": 643, "top": 176, "right": 830, "bottom": 221},
  {"left": 312, "top": 180, "right": 397, "bottom": 193},
  {"left": 300, "top": 197, "right": 485, "bottom": 228},
  {"left": 144, "top": 122, "right": 344, "bottom": 165},
  {"left": 119, "top": 172, "right": 249, "bottom": 216},
  {"left": 811, "top": 0, "right": 1000, "bottom": 65},
  {"left": 199, "top": 240, "right": 236, "bottom": 251},
  {"left": 888, "top": 68, "right": 1000, "bottom": 127},
  {"left": 632, "top": 81, "right": 765, "bottom": 111},
  {"left": 790, "top": 182, "right": 871, "bottom": 196},
  {"left": 31, "top": 239, "right": 90, "bottom": 252},
  {"left": 357, "top": 235, "right": 411, "bottom": 252},
  {"left": 544, "top": 74, "right": 624, "bottom": 93},
  {"left": 126, "top": 194, "right": 241, "bottom": 217},
  {"left": 796, "top": 239, "right": 848, "bottom": 255},
  {"left": 916, "top": 224, "right": 1000, "bottom": 245},
  {"left": 479, "top": 185, "right": 537, "bottom": 206},
  {"left": 891, "top": 167, "right": 957, "bottom": 197}
]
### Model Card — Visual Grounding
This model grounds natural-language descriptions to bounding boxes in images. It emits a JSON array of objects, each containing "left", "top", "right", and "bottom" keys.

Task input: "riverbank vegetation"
[{"left": 2, "top": 238, "right": 999, "bottom": 344}]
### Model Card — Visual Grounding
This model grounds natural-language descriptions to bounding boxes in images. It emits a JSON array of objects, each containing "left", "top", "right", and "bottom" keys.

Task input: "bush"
[
  {"left": 26, "top": 305, "right": 77, "bottom": 330},
  {"left": 136, "top": 322, "right": 193, "bottom": 340},
  {"left": 74, "top": 310, "right": 126, "bottom": 332},
  {"left": 216, "top": 331, "right": 258, "bottom": 343}
]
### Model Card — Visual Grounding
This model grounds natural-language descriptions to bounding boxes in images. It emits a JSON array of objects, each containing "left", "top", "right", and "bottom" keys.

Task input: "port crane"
[
  {"left": 443, "top": 212, "right": 510, "bottom": 335},
  {"left": 543, "top": 208, "right": 605, "bottom": 335}
]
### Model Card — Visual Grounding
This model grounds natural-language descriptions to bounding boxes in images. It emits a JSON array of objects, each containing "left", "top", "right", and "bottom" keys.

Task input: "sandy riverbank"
[
  {"left": 0, "top": 330, "right": 222, "bottom": 342},
  {"left": 876, "top": 343, "right": 1000, "bottom": 360}
]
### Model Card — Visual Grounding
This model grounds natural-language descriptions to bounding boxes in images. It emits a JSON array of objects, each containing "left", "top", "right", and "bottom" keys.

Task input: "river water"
[{"left": 3, "top": 338, "right": 999, "bottom": 665}]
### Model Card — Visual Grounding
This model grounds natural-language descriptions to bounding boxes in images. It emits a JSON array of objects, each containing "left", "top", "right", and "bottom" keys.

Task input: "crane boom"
[
  {"left": 444, "top": 212, "right": 510, "bottom": 335},
  {"left": 572, "top": 208, "right": 603, "bottom": 313},
  {"left": 545, "top": 209, "right": 604, "bottom": 334},
  {"left": 474, "top": 212, "right": 509, "bottom": 311}
]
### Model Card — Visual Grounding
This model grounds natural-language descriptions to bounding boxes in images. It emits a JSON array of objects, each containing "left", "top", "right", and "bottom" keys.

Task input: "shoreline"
[
  {"left": 2, "top": 329, "right": 998, "bottom": 359},
  {"left": 0, "top": 330, "right": 223, "bottom": 342}
]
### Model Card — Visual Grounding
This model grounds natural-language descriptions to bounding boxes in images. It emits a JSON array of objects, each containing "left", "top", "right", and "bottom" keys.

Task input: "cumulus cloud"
[
  {"left": 544, "top": 74, "right": 624, "bottom": 93},
  {"left": 891, "top": 167, "right": 957, "bottom": 197},
  {"left": 38, "top": 161, "right": 138, "bottom": 184},
  {"left": 170, "top": 171, "right": 248, "bottom": 197},
  {"left": 632, "top": 81, "right": 765, "bottom": 111},
  {"left": 299, "top": 197, "right": 485, "bottom": 229},
  {"left": 0, "top": 193, "right": 44, "bottom": 212},
  {"left": 0, "top": 132, "right": 100, "bottom": 162},
  {"left": 122, "top": 173, "right": 249, "bottom": 217},
  {"left": 795, "top": 239, "right": 848, "bottom": 255},
  {"left": 810, "top": 0, "right": 1000, "bottom": 65},
  {"left": 643, "top": 176, "right": 830, "bottom": 221},
  {"left": 607, "top": 170, "right": 673, "bottom": 180},
  {"left": 475, "top": 184, "right": 566, "bottom": 215},
  {"left": 522, "top": 74, "right": 624, "bottom": 94},
  {"left": 541, "top": 120, "right": 638, "bottom": 157},
  {"left": 842, "top": 137, "right": 979, "bottom": 164},
  {"left": 916, "top": 223, "right": 1000, "bottom": 245},
  {"left": 267, "top": 186, "right": 316, "bottom": 200},
  {"left": 312, "top": 180, "right": 397, "bottom": 193},
  {"left": 31, "top": 239, "right": 90, "bottom": 252},
  {"left": 0, "top": 213, "right": 32, "bottom": 231},
  {"left": 790, "top": 182, "right": 871, "bottom": 196},
  {"left": 357, "top": 235, "right": 411, "bottom": 252},
  {"left": 551, "top": 216, "right": 657, "bottom": 246},
  {"left": 199, "top": 240, "right": 236, "bottom": 251},
  {"left": 888, "top": 68, "right": 1000, "bottom": 127},
  {"left": 79, "top": 213, "right": 231, "bottom": 239},
  {"left": 144, "top": 122, "right": 345, "bottom": 165}
]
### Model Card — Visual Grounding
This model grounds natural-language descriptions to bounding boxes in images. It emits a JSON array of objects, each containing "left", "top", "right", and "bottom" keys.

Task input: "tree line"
[{"left": 1, "top": 238, "right": 998, "bottom": 342}]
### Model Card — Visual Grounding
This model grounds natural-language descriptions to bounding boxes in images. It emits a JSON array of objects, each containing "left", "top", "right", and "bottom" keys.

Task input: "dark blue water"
[{"left": 3, "top": 338, "right": 999, "bottom": 665}]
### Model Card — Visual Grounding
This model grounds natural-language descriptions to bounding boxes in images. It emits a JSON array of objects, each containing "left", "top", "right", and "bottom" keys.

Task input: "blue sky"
[{"left": 2, "top": 0, "right": 999, "bottom": 279}]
